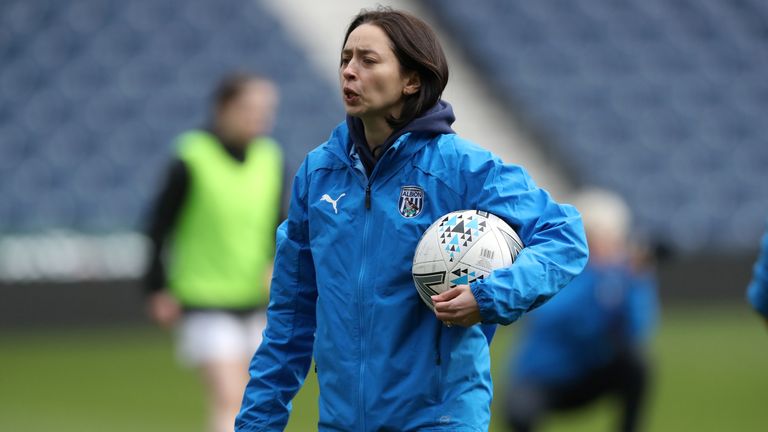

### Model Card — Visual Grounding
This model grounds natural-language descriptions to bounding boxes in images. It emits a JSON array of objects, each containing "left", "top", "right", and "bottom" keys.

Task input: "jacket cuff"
[{"left": 471, "top": 281, "right": 496, "bottom": 324}]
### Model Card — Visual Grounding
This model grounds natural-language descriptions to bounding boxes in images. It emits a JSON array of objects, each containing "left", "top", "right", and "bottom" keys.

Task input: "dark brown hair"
[
  {"left": 343, "top": 7, "right": 449, "bottom": 129},
  {"left": 211, "top": 72, "right": 268, "bottom": 111}
]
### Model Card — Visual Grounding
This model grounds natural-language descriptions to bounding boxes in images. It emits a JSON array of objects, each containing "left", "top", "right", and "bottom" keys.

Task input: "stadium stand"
[
  {"left": 2, "top": 0, "right": 766, "bottom": 283},
  {"left": 422, "top": 0, "right": 768, "bottom": 253},
  {"left": 0, "top": 0, "right": 342, "bottom": 236}
]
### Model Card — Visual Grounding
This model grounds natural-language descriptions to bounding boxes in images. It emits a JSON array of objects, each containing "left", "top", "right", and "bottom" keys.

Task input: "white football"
[{"left": 412, "top": 210, "right": 524, "bottom": 310}]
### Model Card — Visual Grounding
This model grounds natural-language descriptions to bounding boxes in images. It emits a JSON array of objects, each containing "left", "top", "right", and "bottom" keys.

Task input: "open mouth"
[{"left": 343, "top": 87, "right": 360, "bottom": 103}]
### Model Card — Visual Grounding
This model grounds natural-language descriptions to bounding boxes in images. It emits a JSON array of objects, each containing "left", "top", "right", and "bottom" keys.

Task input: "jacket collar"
[
  {"left": 343, "top": 100, "right": 456, "bottom": 176},
  {"left": 324, "top": 122, "right": 441, "bottom": 183}
]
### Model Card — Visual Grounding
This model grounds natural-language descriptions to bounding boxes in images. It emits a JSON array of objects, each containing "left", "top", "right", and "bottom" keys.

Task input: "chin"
[{"left": 344, "top": 107, "right": 366, "bottom": 118}]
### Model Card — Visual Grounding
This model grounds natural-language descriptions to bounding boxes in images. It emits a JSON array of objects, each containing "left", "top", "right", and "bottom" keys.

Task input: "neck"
[
  {"left": 213, "top": 126, "right": 251, "bottom": 149},
  {"left": 361, "top": 116, "right": 394, "bottom": 151}
]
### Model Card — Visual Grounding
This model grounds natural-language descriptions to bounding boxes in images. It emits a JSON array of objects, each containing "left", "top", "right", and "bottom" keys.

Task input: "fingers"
[
  {"left": 431, "top": 286, "right": 462, "bottom": 303},
  {"left": 438, "top": 313, "right": 481, "bottom": 328},
  {"left": 433, "top": 301, "right": 460, "bottom": 322},
  {"left": 148, "top": 291, "right": 181, "bottom": 328},
  {"left": 433, "top": 300, "right": 458, "bottom": 316},
  {"left": 432, "top": 285, "right": 481, "bottom": 327},
  {"left": 432, "top": 285, "right": 469, "bottom": 314},
  {"left": 436, "top": 314, "right": 477, "bottom": 328}
]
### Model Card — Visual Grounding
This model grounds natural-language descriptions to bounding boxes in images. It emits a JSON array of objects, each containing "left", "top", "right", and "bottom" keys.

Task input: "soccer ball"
[{"left": 412, "top": 210, "right": 524, "bottom": 310}]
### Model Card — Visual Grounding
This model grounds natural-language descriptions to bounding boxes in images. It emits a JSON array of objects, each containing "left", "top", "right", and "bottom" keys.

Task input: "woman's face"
[
  {"left": 217, "top": 81, "right": 278, "bottom": 144},
  {"left": 339, "top": 23, "right": 418, "bottom": 122}
]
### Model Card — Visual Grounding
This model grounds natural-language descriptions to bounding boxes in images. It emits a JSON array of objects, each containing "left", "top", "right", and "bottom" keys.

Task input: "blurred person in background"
[
  {"left": 505, "top": 188, "right": 659, "bottom": 432},
  {"left": 143, "top": 73, "right": 283, "bottom": 432},
  {"left": 747, "top": 218, "right": 768, "bottom": 324}
]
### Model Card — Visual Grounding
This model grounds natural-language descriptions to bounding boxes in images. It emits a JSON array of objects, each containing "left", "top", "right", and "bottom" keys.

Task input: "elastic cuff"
[{"left": 470, "top": 282, "right": 495, "bottom": 324}]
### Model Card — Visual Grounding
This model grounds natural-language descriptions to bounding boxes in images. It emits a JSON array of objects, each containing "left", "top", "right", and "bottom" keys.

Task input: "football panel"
[
  {"left": 456, "top": 231, "right": 510, "bottom": 274},
  {"left": 436, "top": 210, "right": 493, "bottom": 265},
  {"left": 495, "top": 223, "right": 524, "bottom": 266},
  {"left": 412, "top": 260, "right": 448, "bottom": 309},
  {"left": 413, "top": 219, "right": 444, "bottom": 265},
  {"left": 445, "top": 261, "right": 492, "bottom": 288}
]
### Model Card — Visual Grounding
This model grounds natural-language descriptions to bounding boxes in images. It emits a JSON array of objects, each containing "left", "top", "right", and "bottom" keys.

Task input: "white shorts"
[{"left": 176, "top": 310, "right": 267, "bottom": 367}]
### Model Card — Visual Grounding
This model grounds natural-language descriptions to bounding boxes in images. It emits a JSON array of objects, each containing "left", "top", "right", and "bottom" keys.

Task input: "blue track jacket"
[
  {"left": 236, "top": 103, "right": 588, "bottom": 431},
  {"left": 748, "top": 218, "right": 768, "bottom": 318},
  {"left": 511, "top": 261, "right": 658, "bottom": 385}
]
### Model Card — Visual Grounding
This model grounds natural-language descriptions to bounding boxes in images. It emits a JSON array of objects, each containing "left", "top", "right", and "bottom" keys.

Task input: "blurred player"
[
  {"left": 143, "top": 73, "right": 283, "bottom": 432},
  {"left": 747, "top": 218, "right": 768, "bottom": 324},
  {"left": 505, "top": 188, "right": 659, "bottom": 432}
]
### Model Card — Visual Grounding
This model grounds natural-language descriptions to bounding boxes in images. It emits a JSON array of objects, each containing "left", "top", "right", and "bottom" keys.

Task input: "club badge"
[{"left": 398, "top": 186, "right": 424, "bottom": 218}]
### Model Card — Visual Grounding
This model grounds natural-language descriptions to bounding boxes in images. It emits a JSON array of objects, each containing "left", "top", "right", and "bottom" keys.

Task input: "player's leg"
[
  {"left": 178, "top": 311, "right": 257, "bottom": 432},
  {"left": 201, "top": 359, "right": 250, "bottom": 432},
  {"left": 505, "top": 384, "right": 546, "bottom": 432},
  {"left": 546, "top": 369, "right": 611, "bottom": 412},
  {"left": 612, "top": 351, "right": 649, "bottom": 432},
  {"left": 563, "top": 350, "right": 649, "bottom": 432}
]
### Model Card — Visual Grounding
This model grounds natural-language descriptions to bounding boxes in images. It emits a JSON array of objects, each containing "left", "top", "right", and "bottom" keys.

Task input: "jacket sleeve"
[
  {"left": 236, "top": 160, "right": 317, "bottom": 431},
  {"left": 467, "top": 157, "right": 589, "bottom": 325},
  {"left": 747, "top": 219, "right": 768, "bottom": 318}
]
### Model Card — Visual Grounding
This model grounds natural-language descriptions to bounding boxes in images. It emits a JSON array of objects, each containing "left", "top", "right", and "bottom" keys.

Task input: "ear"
[{"left": 402, "top": 71, "right": 421, "bottom": 96}]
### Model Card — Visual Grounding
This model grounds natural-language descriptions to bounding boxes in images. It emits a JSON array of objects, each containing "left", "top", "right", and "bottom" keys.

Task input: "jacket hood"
[{"left": 346, "top": 100, "right": 456, "bottom": 175}]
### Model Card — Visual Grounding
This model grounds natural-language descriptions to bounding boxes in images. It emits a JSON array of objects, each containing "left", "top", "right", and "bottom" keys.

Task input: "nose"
[{"left": 341, "top": 62, "right": 357, "bottom": 81}]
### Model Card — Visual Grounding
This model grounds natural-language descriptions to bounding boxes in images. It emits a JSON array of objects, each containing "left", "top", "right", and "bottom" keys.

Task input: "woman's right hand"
[{"left": 147, "top": 291, "right": 182, "bottom": 328}]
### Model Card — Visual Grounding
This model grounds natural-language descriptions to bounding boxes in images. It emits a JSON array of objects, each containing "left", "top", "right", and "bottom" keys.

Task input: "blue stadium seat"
[
  {"left": 423, "top": 0, "right": 768, "bottom": 253},
  {"left": 0, "top": 0, "right": 343, "bottom": 235}
]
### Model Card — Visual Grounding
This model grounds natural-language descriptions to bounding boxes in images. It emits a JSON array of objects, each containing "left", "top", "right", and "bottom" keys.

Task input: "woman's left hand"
[{"left": 431, "top": 285, "right": 482, "bottom": 327}]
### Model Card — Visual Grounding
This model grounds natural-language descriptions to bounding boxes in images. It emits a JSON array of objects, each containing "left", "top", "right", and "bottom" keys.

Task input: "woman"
[
  {"left": 236, "top": 8, "right": 588, "bottom": 432},
  {"left": 144, "top": 73, "right": 283, "bottom": 432}
]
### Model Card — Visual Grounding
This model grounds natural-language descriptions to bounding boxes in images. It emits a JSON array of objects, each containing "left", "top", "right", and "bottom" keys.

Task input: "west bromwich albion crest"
[{"left": 399, "top": 186, "right": 424, "bottom": 218}]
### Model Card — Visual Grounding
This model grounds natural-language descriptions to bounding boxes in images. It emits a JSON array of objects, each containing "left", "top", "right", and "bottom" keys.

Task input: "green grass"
[
  {"left": 1, "top": 304, "right": 766, "bottom": 432},
  {"left": 0, "top": 328, "right": 205, "bottom": 432},
  {"left": 490, "top": 305, "right": 768, "bottom": 432}
]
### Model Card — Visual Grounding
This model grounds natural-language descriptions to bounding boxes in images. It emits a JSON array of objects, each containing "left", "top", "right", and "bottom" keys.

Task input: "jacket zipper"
[
  {"left": 357, "top": 180, "right": 373, "bottom": 430},
  {"left": 352, "top": 141, "right": 395, "bottom": 429}
]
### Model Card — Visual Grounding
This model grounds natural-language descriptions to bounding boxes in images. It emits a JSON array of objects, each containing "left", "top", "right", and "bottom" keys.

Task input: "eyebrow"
[{"left": 341, "top": 47, "right": 379, "bottom": 56}]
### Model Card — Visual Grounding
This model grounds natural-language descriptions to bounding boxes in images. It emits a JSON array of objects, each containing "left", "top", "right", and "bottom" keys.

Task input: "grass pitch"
[{"left": 0, "top": 304, "right": 765, "bottom": 432}]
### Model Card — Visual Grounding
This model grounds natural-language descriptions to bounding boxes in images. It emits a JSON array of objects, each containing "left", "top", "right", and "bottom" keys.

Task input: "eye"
[
  {"left": 340, "top": 56, "right": 351, "bottom": 66},
  {"left": 362, "top": 57, "right": 376, "bottom": 65}
]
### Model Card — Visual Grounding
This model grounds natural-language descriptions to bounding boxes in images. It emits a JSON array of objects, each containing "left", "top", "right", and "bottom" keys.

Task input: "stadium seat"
[
  {"left": 422, "top": 0, "right": 768, "bottom": 252},
  {"left": 0, "top": 0, "right": 342, "bottom": 235}
]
